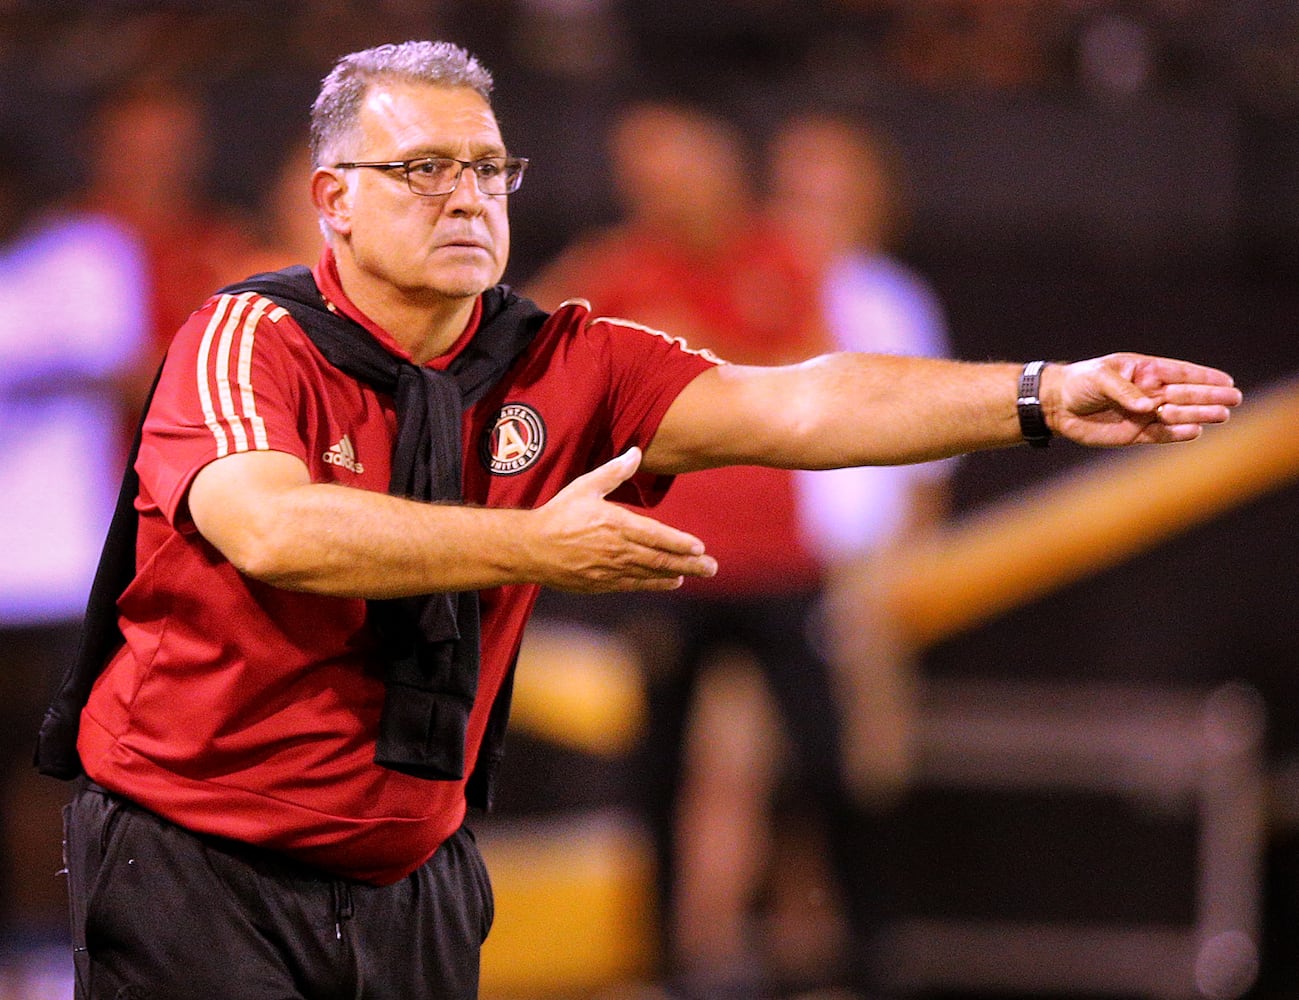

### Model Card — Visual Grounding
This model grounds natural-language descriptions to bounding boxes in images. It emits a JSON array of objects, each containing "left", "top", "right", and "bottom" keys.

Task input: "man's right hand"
[{"left": 530, "top": 447, "right": 718, "bottom": 593}]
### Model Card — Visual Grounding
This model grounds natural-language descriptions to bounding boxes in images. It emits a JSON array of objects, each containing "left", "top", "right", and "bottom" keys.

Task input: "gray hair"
[{"left": 309, "top": 41, "right": 494, "bottom": 167}]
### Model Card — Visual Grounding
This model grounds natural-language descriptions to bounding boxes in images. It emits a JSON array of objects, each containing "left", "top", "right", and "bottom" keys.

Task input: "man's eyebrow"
[{"left": 398, "top": 143, "right": 509, "bottom": 160}]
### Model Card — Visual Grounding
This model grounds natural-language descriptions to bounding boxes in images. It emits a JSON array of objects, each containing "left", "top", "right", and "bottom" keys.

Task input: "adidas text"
[{"left": 323, "top": 435, "right": 364, "bottom": 474}]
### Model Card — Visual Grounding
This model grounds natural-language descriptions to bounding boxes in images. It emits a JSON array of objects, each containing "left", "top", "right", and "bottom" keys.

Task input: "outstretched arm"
[{"left": 642, "top": 352, "right": 1241, "bottom": 474}]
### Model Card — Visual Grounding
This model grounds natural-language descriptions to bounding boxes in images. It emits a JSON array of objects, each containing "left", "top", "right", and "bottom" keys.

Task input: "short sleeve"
[
  {"left": 588, "top": 315, "right": 720, "bottom": 506},
  {"left": 136, "top": 291, "right": 314, "bottom": 525}
]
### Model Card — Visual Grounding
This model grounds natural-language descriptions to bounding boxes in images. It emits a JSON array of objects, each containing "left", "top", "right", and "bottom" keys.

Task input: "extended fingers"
[
  {"left": 618, "top": 512, "right": 717, "bottom": 579},
  {"left": 1148, "top": 381, "right": 1242, "bottom": 434},
  {"left": 1145, "top": 416, "right": 1205, "bottom": 443},
  {"left": 1055, "top": 354, "right": 1242, "bottom": 447},
  {"left": 621, "top": 510, "right": 706, "bottom": 556},
  {"left": 1104, "top": 354, "right": 1241, "bottom": 411},
  {"left": 1101, "top": 354, "right": 1241, "bottom": 416},
  {"left": 566, "top": 543, "right": 717, "bottom": 593},
  {"left": 1157, "top": 380, "right": 1243, "bottom": 410},
  {"left": 1137, "top": 356, "right": 1237, "bottom": 390},
  {"left": 539, "top": 461, "right": 721, "bottom": 593},
  {"left": 1153, "top": 401, "right": 1236, "bottom": 427},
  {"left": 1145, "top": 396, "right": 1237, "bottom": 445},
  {"left": 547, "top": 506, "right": 717, "bottom": 594},
  {"left": 598, "top": 552, "right": 718, "bottom": 592}
]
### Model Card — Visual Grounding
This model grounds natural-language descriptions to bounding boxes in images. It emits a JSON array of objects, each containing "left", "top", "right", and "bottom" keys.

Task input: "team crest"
[{"left": 480, "top": 403, "right": 546, "bottom": 476}]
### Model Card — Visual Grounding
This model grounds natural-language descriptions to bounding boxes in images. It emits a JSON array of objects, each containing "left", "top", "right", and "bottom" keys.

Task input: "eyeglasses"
[{"left": 333, "top": 155, "right": 528, "bottom": 197}]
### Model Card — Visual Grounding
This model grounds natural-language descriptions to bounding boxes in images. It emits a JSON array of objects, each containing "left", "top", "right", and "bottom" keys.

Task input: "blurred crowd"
[
  {"left": 2, "top": 2, "right": 1299, "bottom": 999},
  {"left": 7, "top": 0, "right": 1299, "bottom": 261},
  {"left": 5, "top": 0, "right": 1299, "bottom": 103}
]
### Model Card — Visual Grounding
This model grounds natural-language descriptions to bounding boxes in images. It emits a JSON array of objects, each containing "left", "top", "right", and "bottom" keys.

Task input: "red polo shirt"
[{"left": 79, "top": 251, "right": 716, "bottom": 884}]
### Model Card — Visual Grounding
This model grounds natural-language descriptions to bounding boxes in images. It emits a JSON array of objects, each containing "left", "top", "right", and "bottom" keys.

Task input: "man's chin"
[{"left": 427, "top": 263, "right": 504, "bottom": 300}]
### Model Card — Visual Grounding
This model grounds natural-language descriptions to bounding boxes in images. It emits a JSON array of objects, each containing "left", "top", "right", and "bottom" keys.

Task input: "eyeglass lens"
[{"left": 406, "top": 157, "right": 525, "bottom": 196}]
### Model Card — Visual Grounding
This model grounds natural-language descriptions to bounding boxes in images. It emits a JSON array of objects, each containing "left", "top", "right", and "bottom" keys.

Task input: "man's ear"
[{"left": 312, "top": 166, "right": 352, "bottom": 239}]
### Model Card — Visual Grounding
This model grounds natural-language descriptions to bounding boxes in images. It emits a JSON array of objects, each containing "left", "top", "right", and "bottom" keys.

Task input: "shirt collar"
[{"left": 311, "top": 247, "right": 483, "bottom": 371}]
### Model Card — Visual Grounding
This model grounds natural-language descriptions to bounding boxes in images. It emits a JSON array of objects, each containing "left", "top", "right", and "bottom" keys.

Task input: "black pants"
[{"left": 64, "top": 782, "right": 494, "bottom": 1000}]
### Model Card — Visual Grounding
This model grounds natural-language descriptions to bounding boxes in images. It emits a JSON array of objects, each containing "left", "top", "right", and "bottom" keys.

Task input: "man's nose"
[{"left": 444, "top": 165, "right": 488, "bottom": 212}]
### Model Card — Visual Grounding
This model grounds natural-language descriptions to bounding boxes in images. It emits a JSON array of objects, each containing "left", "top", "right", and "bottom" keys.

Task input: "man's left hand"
[{"left": 1043, "top": 353, "right": 1243, "bottom": 447}]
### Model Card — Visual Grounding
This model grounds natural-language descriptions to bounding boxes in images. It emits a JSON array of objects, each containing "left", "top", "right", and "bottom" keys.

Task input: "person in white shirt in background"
[
  {"left": 672, "top": 111, "right": 958, "bottom": 992},
  {"left": 772, "top": 110, "right": 953, "bottom": 808},
  {"left": 0, "top": 130, "right": 148, "bottom": 996}
]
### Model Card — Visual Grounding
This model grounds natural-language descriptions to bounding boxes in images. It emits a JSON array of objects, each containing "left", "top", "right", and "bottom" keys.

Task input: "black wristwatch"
[{"left": 1017, "top": 360, "right": 1052, "bottom": 448}]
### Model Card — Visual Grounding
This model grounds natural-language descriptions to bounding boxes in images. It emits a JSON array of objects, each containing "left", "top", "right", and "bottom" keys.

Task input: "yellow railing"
[{"left": 885, "top": 374, "right": 1299, "bottom": 646}]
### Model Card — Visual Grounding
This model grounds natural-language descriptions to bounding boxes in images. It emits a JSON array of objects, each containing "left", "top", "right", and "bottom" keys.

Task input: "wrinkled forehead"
[{"left": 353, "top": 81, "right": 505, "bottom": 159}]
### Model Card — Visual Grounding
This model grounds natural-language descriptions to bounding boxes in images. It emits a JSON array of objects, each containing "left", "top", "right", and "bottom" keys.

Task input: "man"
[{"left": 42, "top": 40, "right": 1240, "bottom": 1000}]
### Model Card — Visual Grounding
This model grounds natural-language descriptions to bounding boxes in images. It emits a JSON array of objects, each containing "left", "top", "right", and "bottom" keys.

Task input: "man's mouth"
[{"left": 439, "top": 237, "right": 489, "bottom": 252}]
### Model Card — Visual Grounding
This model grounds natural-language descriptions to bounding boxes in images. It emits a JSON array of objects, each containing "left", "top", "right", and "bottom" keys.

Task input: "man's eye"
[
  {"left": 412, "top": 160, "right": 441, "bottom": 175},
  {"left": 474, "top": 160, "right": 502, "bottom": 177}
]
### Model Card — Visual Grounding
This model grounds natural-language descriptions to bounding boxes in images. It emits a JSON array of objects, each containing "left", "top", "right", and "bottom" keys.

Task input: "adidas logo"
[{"left": 323, "top": 434, "right": 364, "bottom": 474}]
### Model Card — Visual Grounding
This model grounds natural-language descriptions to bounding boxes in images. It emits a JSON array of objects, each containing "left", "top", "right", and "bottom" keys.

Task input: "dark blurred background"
[{"left": 1, "top": 2, "right": 1297, "bottom": 998}]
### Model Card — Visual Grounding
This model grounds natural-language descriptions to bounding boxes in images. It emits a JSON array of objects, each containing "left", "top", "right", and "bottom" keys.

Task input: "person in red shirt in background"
[
  {"left": 527, "top": 100, "right": 898, "bottom": 998},
  {"left": 768, "top": 109, "right": 961, "bottom": 993},
  {"left": 230, "top": 135, "right": 326, "bottom": 278},
  {"left": 528, "top": 101, "right": 832, "bottom": 596},
  {"left": 80, "top": 80, "right": 257, "bottom": 420}
]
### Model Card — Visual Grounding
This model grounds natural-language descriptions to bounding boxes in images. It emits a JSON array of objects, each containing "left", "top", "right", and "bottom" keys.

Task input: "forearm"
[
  {"left": 647, "top": 353, "right": 1026, "bottom": 473},
  {"left": 792, "top": 353, "right": 1027, "bottom": 465},
  {"left": 208, "top": 481, "right": 541, "bottom": 598}
]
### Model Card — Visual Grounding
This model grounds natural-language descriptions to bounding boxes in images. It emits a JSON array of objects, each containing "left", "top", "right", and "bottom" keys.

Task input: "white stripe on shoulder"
[
  {"left": 196, "top": 295, "right": 237, "bottom": 458},
  {"left": 198, "top": 291, "right": 283, "bottom": 457},
  {"left": 236, "top": 296, "right": 274, "bottom": 450},
  {"left": 589, "top": 314, "right": 726, "bottom": 365},
  {"left": 213, "top": 293, "right": 256, "bottom": 453}
]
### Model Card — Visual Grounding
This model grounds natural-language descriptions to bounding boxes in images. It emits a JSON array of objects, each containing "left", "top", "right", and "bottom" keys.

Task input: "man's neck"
[{"left": 333, "top": 252, "right": 478, "bottom": 364}]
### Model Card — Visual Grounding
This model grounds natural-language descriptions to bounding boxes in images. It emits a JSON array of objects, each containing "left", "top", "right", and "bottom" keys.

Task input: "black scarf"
[{"left": 36, "top": 265, "right": 546, "bottom": 790}]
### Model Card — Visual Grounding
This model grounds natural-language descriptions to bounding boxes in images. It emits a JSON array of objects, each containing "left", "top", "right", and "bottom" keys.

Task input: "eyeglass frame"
[{"left": 331, "top": 155, "right": 529, "bottom": 197}]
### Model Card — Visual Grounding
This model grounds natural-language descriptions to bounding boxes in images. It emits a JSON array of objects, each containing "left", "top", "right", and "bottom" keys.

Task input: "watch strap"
[{"left": 1017, "top": 360, "right": 1052, "bottom": 448}]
